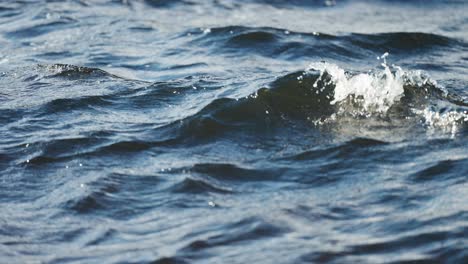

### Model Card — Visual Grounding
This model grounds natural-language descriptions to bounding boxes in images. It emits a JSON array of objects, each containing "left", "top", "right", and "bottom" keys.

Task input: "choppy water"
[{"left": 1, "top": 0, "right": 468, "bottom": 263}]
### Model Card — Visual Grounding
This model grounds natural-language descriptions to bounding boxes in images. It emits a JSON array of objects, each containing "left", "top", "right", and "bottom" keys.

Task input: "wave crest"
[
  {"left": 303, "top": 56, "right": 466, "bottom": 131},
  {"left": 174, "top": 55, "right": 467, "bottom": 139},
  {"left": 307, "top": 59, "right": 404, "bottom": 114}
]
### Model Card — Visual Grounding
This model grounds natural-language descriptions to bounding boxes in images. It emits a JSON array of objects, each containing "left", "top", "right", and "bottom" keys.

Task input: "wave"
[
  {"left": 279, "top": 137, "right": 388, "bottom": 162},
  {"left": 38, "top": 64, "right": 122, "bottom": 80},
  {"left": 8, "top": 58, "right": 467, "bottom": 170},
  {"left": 169, "top": 177, "right": 233, "bottom": 194},
  {"left": 190, "top": 26, "right": 465, "bottom": 59},
  {"left": 349, "top": 32, "right": 459, "bottom": 51},
  {"left": 52, "top": 57, "right": 466, "bottom": 143},
  {"left": 300, "top": 227, "right": 467, "bottom": 263},
  {"left": 163, "top": 56, "right": 467, "bottom": 143},
  {"left": 190, "top": 163, "right": 281, "bottom": 182},
  {"left": 409, "top": 158, "right": 468, "bottom": 182},
  {"left": 142, "top": 0, "right": 190, "bottom": 7},
  {"left": 65, "top": 172, "right": 163, "bottom": 216},
  {"left": 177, "top": 216, "right": 287, "bottom": 259},
  {"left": 5, "top": 17, "right": 78, "bottom": 39}
]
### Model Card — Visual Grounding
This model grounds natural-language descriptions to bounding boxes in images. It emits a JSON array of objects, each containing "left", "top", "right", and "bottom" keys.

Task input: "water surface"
[{"left": 1, "top": 0, "right": 467, "bottom": 263}]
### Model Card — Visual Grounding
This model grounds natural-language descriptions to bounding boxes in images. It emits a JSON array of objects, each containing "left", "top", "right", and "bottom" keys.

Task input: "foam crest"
[
  {"left": 304, "top": 55, "right": 467, "bottom": 135},
  {"left": 306, "top": 54, "right": 405, "bottom": 113}
]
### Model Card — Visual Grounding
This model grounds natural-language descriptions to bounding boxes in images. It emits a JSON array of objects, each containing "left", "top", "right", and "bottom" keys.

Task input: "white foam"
[
  {"left": 305, "top": 55, "right": 467, "bottom": 135},
  {"left": 306, "top": 55, "right": 405, "bottom": 113}
]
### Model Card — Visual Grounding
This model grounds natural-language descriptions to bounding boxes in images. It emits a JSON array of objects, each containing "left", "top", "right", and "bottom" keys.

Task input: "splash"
[
  {"left": 304, "top": 54, "right": 467, "bottom": 135},
  {"left": 306, "top": 53, "right": 404, "bottom": 114}
]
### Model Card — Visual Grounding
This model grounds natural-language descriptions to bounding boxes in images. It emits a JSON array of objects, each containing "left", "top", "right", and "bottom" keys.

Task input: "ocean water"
[{"left": 1, "top": 0, "right": 467, "bottom": 263}]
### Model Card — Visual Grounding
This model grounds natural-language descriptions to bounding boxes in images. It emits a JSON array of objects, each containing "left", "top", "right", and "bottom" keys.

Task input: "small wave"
[
  {"left": 190, "top": 163, "right": 281, "bottom": 182},
  {"left": 98, "top": 141, "right": 153, "bottom": 153},
  {"left": 191, "top": 26, "right": 357, "bottom": 59},
  {"left": 281, "top": 137, "right": 388, "bottom": 162},
  {"left": 68, "top": 191, "right": 108, "bottom": 214},
  {"left": 84, "top": 228, "right": 118, "bottom": 247},
  {"left": 65, "top": 172, "right": 163, "bottom": 216},
  {"left": 227, "top": 31, "right": 278, "bottom": 45},
  {"left": 39, "top": 64, "right": 120, "bottom": 79},
  {"left": 349, "top": 32, "right": 462, "bottom": 52},
  {"left": 151, "top": 257, "right": 190, "bottom": 264},
  {"left": 191, "top": 26, "right": 463, "bottom": 59},
  {"left": 142, "top": 0, "right": 195, "bottom": 8},
  {"left": 35, "top": 95, "right": 113, "bottom": 115},
  {"left": 410, "top": 158, "right": 468, "bottom": 182},
  {"left": 22, "top": 136, "right": 107, "bottom": 165},
  {"left": 170, "top": 177, "right": 233, "bottom": 194},
  {"left": 178, "top": 216, "right": 287, "bottom": 259},
  {"left": 6, "top": 17, "right": 78, "bottom": 39}
]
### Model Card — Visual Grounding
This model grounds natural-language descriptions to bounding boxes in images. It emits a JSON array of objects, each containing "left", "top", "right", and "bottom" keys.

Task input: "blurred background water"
[{"left": 0, "top": 0, "right": 467, "bottom": 263}]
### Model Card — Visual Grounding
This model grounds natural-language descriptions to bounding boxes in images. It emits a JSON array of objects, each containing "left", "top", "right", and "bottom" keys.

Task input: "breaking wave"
[{"left": 167, "top": 54, "right": 467, "bottom": 141}]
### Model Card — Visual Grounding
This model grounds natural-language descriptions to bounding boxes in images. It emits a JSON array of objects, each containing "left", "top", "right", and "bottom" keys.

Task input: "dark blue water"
[{"left": 1, "top": 0, "right": 468, "bottom": 263}]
